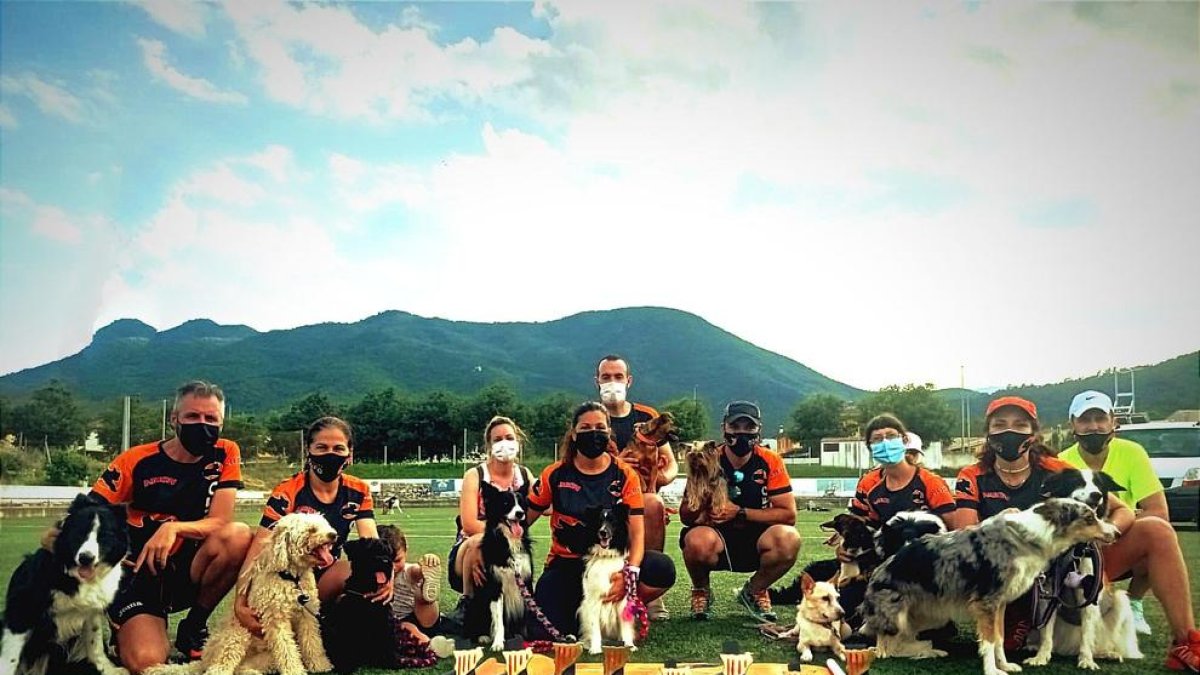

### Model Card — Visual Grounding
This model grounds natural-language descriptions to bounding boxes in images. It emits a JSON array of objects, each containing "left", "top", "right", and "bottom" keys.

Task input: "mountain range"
[{"left": 1, "top": 307, "right": 1194, "bottom": 429}]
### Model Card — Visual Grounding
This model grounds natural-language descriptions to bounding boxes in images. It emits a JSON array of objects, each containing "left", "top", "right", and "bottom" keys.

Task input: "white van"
[{"left": 1116, "top": 421, "right": 1200, "bottom": 488}]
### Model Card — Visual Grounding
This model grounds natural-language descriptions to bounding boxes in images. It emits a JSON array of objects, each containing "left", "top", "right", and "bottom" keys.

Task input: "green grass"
[{"left": 1, "top": 508, "right": 1195, "bottom": 675}]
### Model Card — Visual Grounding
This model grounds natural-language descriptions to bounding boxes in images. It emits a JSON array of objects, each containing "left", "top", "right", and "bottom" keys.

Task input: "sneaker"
[
  {"left": 1130, "top": 598, "right": 1152, "bottom": 635},
  {"left": 419, "top": 553, "right": 442, "bottom": 603},
  {"left": 736, "top": 582, "right": 778, "bottom": 623},
  {"left": 1166, "top": 629, "right": 1200, "bottom": 672},
  {"left": 173, "top": 618, "right": 208, "bottom": 662},
  {"left": 690, "top": 587, "right": 712, "bottom": 620},
  {"left": 647, "top": 595, "right": 670, "bottom": 621},
  {"left": 429, "top": 635, "right": 456, "bottom": 659}
]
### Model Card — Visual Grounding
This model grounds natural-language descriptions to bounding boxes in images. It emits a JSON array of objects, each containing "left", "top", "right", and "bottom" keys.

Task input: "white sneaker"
[
  {"left": 647, "top": 595, "right": 670, "bottom": 621},
  {"left": 1130, "top": 598, "right": 1152, "bottom": 635}
]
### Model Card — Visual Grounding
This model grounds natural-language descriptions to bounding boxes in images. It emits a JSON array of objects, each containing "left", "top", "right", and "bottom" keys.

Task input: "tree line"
[{"left": 0, "top": 380, "right": 711, "bottom": 463}]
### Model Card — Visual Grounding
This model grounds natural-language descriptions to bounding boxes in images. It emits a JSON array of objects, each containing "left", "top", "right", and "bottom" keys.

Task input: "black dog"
[
  {"left": 2, "top": 493, "right": 128, "bottom": 675},
  {"left": 771, "top": 513, "right": 880, "bottom": 606},
  {"left": 465, "top": 482, "right": 533, "bottom": 651},
  {"left": 322, "top": 537, "right": 397, "bottom": 672}
]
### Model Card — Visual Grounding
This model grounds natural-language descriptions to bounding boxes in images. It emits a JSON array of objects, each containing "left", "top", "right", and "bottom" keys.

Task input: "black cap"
[{"left": 723, "top": 401, "right": 761, "bottom": 426}]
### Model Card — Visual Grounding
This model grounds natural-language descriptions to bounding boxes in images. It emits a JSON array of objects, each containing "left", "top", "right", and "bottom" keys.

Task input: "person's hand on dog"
[
  {"left": 41, "top": 526, "right": 59, "bottom": 552},
  {"left": 471, "top": 556, "right": 487, "bottom": 587},
  {"left": 234, "top": 592, "right": 265, "bottom": 638},
  {"left": 135, "top": 522, "right": 178, "bottom": 574},
  {"left": 364, "top": 573, "right": 395, "bottom": 604},
  {"left": 709, "top": 503, "right": 740, "bottom": 524},
  {"left": 604, "top": 570, "right": 626, "bottom": 603}
]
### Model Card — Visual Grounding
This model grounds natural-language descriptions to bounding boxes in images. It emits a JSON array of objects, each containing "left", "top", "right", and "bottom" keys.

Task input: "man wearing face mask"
[
  {"left": 679, "top": 401, "right": 800, "bottom": 622},
  {"left": 87, "top": 380, "right": 252, "bottom": 670},
  {"left": 596, "top": 354, "right": 679, "bottom": 619},
  {"left": 1059, "top": 390, "right": 1168, "bottom": 635}
]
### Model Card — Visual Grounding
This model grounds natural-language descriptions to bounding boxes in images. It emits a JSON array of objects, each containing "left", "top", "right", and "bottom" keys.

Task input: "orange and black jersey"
[
  {"left": 610, "top": 403, "right": 659, "bottom": 450},
  {"left": 955, "top": 456, "right": 1072, "bottom": 520},
  {"left": 528, "top": 457, "right": 644, "bottom": 564},
  {"left": 850, "top": 466, "right": 955, "bottom": 523},
  {"left": 722, "top": 445, "right": 792, "bottom": 510},
  {"left": 90, "top": 440, "right": 243, "bottom": 557},
  {"left": 261, "top": 472, "right": 375, "bottom": 559}
]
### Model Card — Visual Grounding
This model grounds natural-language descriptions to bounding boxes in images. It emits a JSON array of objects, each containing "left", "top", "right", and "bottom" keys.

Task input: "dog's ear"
[
  {"left": 68, "top": 492, "right": 94, "bottom": 515},
  {"left": 261, "top": 522, "right": 293, "bottom": 572},
  {"left": 1095, "top": 471, "right": 1125, "bottom": 494},
  {"left": 480, "top": 482, "right": 500, "bottom": 499},
  {"left": 1040, "top": 470, "right": 1068, "bottom": 498},
  {"left": 343, "top": 538, "right": 363, "bottom": 558},
  {"left": 801, "top": 572, "right": 815, "bottom": 595}
]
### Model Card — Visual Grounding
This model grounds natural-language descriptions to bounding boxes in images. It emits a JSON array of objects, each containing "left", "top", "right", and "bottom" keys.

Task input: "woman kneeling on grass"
[{"left": 525, "top": 401, "right": 676, "bottom": 641}]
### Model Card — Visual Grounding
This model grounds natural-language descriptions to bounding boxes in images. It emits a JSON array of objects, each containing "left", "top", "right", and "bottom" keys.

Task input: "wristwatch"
[{"left": 735, "top": 507, "right": 747, "bottom": 523}]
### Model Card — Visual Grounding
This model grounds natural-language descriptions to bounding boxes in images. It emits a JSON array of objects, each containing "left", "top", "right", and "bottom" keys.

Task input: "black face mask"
[
  {"left": 989, "top": 430, "right": 1033, "bottom": 462},
  {"left": 572, "top": 430, "right": 610, "bottom": 459},
  {"left": 1075, "top": 432, "right": 1112, "bottom": 455},
  {"left": 725, "top": 432, "right": 758, "bottom": 457},
  {"left": 176, "top": 422, "right": 219, "bottom": 457},
  {"left": 309, "top": 453, "right": 349, "bottom": 482}
]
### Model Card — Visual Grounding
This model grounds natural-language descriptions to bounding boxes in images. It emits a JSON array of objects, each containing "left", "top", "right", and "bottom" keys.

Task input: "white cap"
[
  {"left": 904, "top": 431, "right": 923, "bottom": 453},
  {"left": 1069, "top": 390, "right": 1114, "bottom": 419}
]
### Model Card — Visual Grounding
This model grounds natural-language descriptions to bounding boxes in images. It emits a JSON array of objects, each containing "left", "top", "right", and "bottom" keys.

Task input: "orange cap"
[{"left": 985, "top": 396, "right": 1037, "bottom": 420}]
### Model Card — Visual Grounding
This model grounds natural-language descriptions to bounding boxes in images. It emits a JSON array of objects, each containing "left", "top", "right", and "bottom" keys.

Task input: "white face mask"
[
  {"left": 599, "top": 381, "right": 626, "bottom": 404},
  {"left": 491, "top": 439, "right": 519, "bottom": 462}
]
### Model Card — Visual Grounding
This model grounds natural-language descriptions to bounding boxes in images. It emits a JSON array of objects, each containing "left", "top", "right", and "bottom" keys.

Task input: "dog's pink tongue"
[
  {"left": 77, "top": 566, "right": 95, "bottom": 581},
  {"left": 511, "top": 522, "right": 524, "bottom": 538},
  {"left": 375, "top": 571, "right": 389, "bottom": 585},
  {"left": 315, "top": 543, "right": 335, "bottom": 568}
]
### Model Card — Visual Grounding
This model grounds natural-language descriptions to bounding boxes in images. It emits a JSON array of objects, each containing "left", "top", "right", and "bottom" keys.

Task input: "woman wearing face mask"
[
  {"left": 850, "top": 414, "right": 960, "bottom": 527},
  {"left": 448, "top": 416, "right": 535, "bottom": 597},
  {"left": 234, "top": 416, "right": 388, "bottom": 637},
  {"left": 525, "top": 402, "right": 676, "bottom": 639}
]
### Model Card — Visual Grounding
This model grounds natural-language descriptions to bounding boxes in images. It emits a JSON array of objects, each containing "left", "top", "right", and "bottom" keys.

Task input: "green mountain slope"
[
  {"left": 0, "top": 307, "right": 862, "bottom": 429},
  {"left": 937, "top": 351, "right": 1199, "bottom": 426}
]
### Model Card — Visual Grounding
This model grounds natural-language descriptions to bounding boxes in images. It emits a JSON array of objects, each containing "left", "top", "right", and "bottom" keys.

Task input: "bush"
[
  {"left": 45, "top": 450, "right": 93, "bottom": 486},
  {"left": 0, "top": 445, "right": 45, "bottom": 483}
]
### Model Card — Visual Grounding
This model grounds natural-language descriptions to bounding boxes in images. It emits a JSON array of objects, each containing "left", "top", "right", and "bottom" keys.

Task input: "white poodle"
[{"left": 147, "top": 512, "right": 337, "bottom": 675}]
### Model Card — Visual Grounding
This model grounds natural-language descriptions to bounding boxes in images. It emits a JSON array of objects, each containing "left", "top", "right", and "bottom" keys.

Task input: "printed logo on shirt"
[
  {"left": 955, "top": 478, "right": 974, "bottom": 496},
  {"left": 203, "top": 461, "right": 223, "bottom": 482},
  {"left": 101, "top": 467, "right": 121, "bottom": 492},
  {"left": 143, "top": 476, "right": 178, "bottom": 488},
  {"left": 558, "top": 481, "right": 582, "bottom": 492},
  {"left": 341, "top": 502, "right": 360, "bottom": 520}
]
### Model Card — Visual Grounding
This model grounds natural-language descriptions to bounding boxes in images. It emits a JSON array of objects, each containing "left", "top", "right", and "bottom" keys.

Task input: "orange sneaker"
[{"left": 1166, "top": 629, "right": 1200, "bottom": 672}]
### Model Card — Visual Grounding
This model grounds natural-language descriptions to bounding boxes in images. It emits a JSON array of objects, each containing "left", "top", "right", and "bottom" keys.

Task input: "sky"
[{"left": 1, "top": 1, "right": 1198, "bottom": 392}]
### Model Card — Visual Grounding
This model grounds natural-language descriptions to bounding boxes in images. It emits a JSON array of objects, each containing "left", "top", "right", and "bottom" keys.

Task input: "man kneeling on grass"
[{"left": 679, "top": 401, "right": 801, "bottom": 622}]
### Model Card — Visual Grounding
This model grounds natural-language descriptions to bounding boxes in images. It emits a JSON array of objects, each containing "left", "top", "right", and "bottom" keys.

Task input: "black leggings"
[{"left": 529, "top": 551, "right": 676, "bottom": 639}]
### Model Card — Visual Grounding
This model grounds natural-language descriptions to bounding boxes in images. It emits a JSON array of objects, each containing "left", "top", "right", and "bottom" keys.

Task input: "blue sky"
[{"left": 1, "top": 1, "right": 1197, "bottom": 391}]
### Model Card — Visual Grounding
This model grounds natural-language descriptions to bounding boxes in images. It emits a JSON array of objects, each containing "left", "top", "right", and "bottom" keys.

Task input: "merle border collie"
[
  {"left": 465, "top": 483, "right": 532, "bottom": 651},
  {"left": 2, "top": 494, "right": 129, "bottom": 675},
  {"left": 578, "top": 504, "right": 635, "bottom": 655},
  {"left": 860, "top": 498, "right": 1119, "bottom": 675}
]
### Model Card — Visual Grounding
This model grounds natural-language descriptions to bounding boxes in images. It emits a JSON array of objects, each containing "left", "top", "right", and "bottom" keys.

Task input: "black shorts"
[
  {"left": 447, "top": 539, "right": 465, "bottom": 594},
  {"left": 678, "top": 523, "right": 769, "bottom": 573},
  {"left": 109, "top": 540, "right": 201, "bottom": 625}
]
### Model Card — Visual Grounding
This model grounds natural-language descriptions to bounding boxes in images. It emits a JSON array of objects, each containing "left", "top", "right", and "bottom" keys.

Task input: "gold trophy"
[
  {"left": 454, "top": 644, "right": 484, "bottom": 675},
  {"left": 503, "top": 639, "right": 533, "bottom": 675},
  {"left": 552, "top": 642, "right": 583, "bottom": 675},
  {"left": 601, "top": 643, "right": 632, "bottom": 675},
  {"left": 840, "top": 647, "right": 875, "bottom": 675}
]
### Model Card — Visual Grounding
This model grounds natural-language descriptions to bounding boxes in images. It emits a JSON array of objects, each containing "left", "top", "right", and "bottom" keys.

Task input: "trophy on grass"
[
  {"left": 602, "top": 640, "right": 632, "bottom": 675},
  {"left": 552, "top": 641, "right": 583, "bottom": 675},
  {"left": 719, "top": 641, "right": 753, "bottom": 675}
]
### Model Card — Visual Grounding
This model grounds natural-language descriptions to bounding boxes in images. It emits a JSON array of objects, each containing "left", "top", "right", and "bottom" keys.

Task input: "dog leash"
[
  {"left": 512, "top": 572, "right": 573, "bottom": 643},
  {"left": 621, "top": 565, "right": 650, "bottom": 643},
  {"left": 1030, "top": 543, "right": 1104, "bottom": 630},
  {"left": 278, "top": 571, "right": 321, "bottom": 619}
]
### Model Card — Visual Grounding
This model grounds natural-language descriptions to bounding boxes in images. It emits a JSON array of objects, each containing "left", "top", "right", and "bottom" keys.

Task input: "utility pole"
[
  {"left": 161, "top": 399, "right": 168, "bottom": 440},
  {"left": 383, "top": 444, "right": 388, "bottom": 466},
  {"left": 122, "top": 396, "right": 131, "bottom": 452}
]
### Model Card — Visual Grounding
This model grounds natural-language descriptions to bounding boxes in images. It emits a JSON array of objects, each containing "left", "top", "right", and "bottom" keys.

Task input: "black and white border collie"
[
  {"left": 466, "top": 483, "right": 532, "bottom": 651},
  {"left": 1026, "top": 468, "right": 1142, "bottom": 668},
  {"left": 860, "top": 498, "right": 1119, "bottom": 675},
  {"left": 875, "top": 511, "right": 947, "bottom": 560},
  {"left": 2, "top": 494, "right": 129, "bottom": 675},
  {"left": 578, "top": 504, "right": 635, "bottom": 655}
]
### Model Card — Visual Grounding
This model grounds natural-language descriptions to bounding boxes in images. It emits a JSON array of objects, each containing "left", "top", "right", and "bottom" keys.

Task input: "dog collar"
[{"left": 278, "top": 571, "right": 301, "bottom": 583}]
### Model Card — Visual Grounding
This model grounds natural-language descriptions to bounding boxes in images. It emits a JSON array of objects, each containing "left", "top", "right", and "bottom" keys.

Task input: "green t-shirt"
[{"left": 1061, "top": 436, "right": 1163, "bottom": 509}]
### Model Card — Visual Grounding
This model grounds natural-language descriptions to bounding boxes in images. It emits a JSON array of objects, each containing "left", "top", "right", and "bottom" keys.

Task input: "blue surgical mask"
[{"left": 871, "top": 437, "right": 906, "bottom": 465}]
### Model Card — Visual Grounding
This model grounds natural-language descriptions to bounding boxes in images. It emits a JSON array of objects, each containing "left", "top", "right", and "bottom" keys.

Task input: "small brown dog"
[
  {"left": 777, "top": 573, "right": 849, "bottom": 662},
  {"left": 618, "top": 411, "right": 675, "bottom": 493},
  {"left": 681, "top": 440, "right": 729, "bottom": 525}
]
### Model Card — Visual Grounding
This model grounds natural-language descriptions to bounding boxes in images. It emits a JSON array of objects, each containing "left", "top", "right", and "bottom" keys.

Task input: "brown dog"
[
  {"left": 681, "top": 440, "right": 729, "bottom": 525},
  {"left": 618, "top": 411, "right": 675, "bottom": 493}
]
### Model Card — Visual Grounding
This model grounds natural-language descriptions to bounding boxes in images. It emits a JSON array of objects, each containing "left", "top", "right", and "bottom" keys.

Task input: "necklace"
[{"left": 997, "top": 463, "right": 1031, "bottom": 475}]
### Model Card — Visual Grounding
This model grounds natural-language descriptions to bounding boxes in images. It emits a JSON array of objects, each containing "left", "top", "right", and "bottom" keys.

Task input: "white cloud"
[
  {"left": 138, "top": 37, "right": 248, "bottom": 104},
  {"left": 137, "top": 0, "right": 207, "bottom": 38},
  {"left": 31, "top": 206, "right": 85, "bottom": 244},
  {"left": 0, "top": 73, "right": 86, "bottom": 123},
  {"left": 222, "top": 0, "right": 551, "bottom": 121},
  {"left": 0, "top": 104, "right": 16, "bottom": 129}
]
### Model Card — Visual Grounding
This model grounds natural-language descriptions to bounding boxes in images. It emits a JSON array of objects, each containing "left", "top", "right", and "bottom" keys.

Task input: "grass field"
[{"left": 1, "top": 506, "right": 1196, "bottom": 675}]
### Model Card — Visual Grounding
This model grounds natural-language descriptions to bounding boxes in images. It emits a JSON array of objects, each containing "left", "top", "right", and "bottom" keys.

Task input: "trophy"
[
  {"left": 601, "top": 641, "right": 632, "bottom": 675},
  {"left": 718, "top": 641, "right": 753, "bottom": 675},
  {"left": 503, "top": 637, "right": 532, "bottom": 675},
  {"left": 453, "top": 639, "right": 485, "bottom": 675},
  {"left": 552, "top": 641, "right": 583, "bottom": 675}
]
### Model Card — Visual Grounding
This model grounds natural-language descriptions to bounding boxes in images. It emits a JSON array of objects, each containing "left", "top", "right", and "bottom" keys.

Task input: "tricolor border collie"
[
  {"left": 578, "top": 504, "right": 636, "bottom": 655},
  {"left": 1025, "top": 468, "right": 1142, "bottom": 668},
  {"left": 466, "top": 483, "right": 532, "bottom": 651},
  {"left": 2, "top": 494, "right": 129, "bottom": 675},
  {"left": 860, "top": 498, "right": 1119, "bottom": 675}
]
